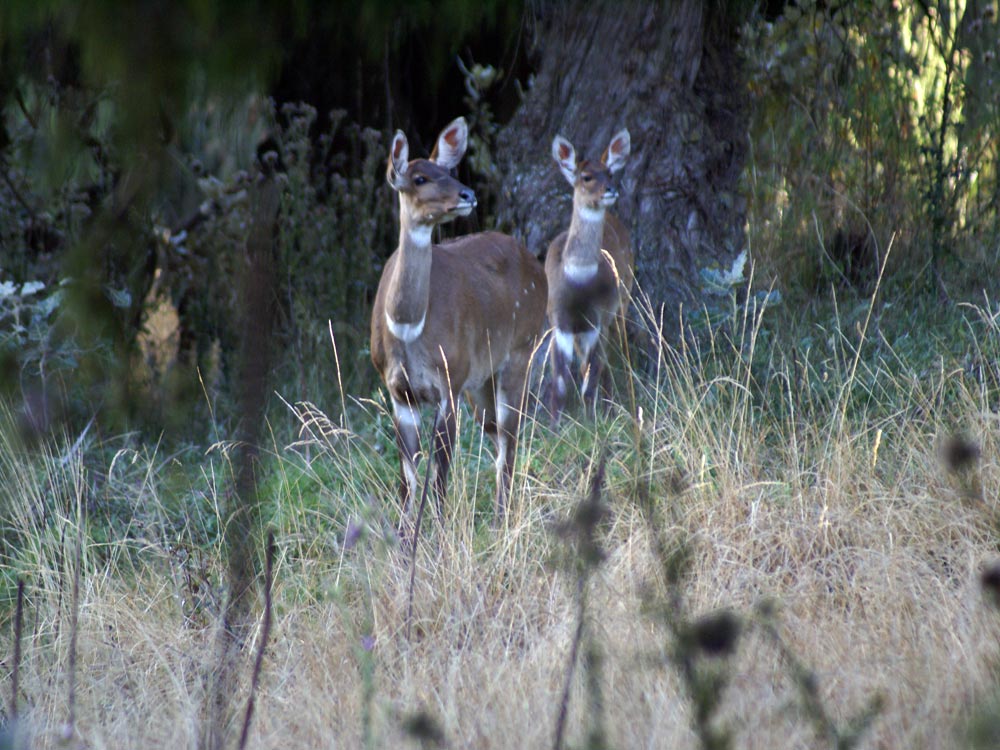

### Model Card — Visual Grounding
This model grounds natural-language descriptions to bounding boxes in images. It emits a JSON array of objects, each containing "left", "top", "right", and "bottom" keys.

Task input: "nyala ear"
[
  {"left": 387, "top": 130, "right": 409, "bottom": 190},
  {"left": 551, "top": 135, "right": 577, "bottom": 186},
  {"left": 602, "top": 129, "right": 631, "bottom": 174},
  {"left": 431, "top": 117, "right": 468, "bottom": 169}
]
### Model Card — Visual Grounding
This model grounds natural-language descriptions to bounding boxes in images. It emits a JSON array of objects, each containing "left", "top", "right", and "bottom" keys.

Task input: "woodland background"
[
  {"left": 3, "top": 1, "right": 1000, "bottom": 748},
  {"left": 1, "top": 0, "right": 998, "bottom": 436}
]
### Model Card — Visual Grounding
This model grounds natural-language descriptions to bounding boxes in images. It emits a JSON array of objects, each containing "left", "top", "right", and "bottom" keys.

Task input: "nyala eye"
[
  {"left": 414, "top": 175, "right": 428, "bottom": 186},
  {"left": 582, "top": 174, "right": 593, "bottom": 183}
]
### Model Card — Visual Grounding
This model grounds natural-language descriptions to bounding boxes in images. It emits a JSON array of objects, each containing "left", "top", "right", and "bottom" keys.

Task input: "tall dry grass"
[{"left": 2, "top": 289, "right": 999, "bottom": 749}]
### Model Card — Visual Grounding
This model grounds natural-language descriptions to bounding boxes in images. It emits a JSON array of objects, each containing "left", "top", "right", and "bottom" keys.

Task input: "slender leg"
[
  {"left": 494, "top": 350, "right": 530, "bottom": 521},
  {"left": 493, "top": 382, "right": 512, "bottom": 520},
  {"left": 607, "top": 308, "right": 632, "bottom": 415},
  {"left": 549, "top": 329, "right": 575, "bottom": 425},
  {"left": 466, "top": 379, "right": 507, "bottom": 520},
  {"left": 392, "top": 398, "right": 422, "bottom": 518},
  {"left": 578, "top": 327, "right": 603, "bottom": 418},
  {"left": 431, "top": 397, "right": 457, "bottom": 519}
]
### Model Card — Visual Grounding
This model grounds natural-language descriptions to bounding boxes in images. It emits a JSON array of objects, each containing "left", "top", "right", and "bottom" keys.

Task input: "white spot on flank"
[
  {"left": 577, "top": 205, "right": 605, "bottom": 223},
  {"left": 386, "top": 311, "right": 425, "bottom": 342},
  {"left": 564, "top": 261, "right": 599, "bottom": 282},
  {"left": 515, "top": 301, "right": 520, "bottom": 309},
  {"left": 408, "top": 225, "right": 432, "bottom": 247}
]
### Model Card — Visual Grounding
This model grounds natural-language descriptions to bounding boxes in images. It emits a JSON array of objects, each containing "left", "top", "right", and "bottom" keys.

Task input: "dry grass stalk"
[
  {"left": 553, "top": 452, "right": 609, "bottom": 750},
  {"left": 237, "top": 531, "right": 277, "bottom": 750},
  {"left": 406, "top": 456, "right": 435, "bottom": 644},
  {"left": 3, "top": 285, "right": 1000, "bottom": 747},
  {"left": 10, "top": 579, "right": 24, "bottom": 722},
  {"left": 63, "top": 531, "right": 81, "bottom": 746}
]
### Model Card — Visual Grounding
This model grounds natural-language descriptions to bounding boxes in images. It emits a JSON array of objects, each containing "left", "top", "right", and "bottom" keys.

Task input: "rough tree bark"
[{"left": 496, "top": 0, "right": 748, "bottom": 342}]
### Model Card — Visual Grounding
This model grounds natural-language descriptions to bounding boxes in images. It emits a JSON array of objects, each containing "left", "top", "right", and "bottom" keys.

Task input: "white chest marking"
[
  {"left": 563, "top": 261, "right": 599, "bottom": 283},
  {"left": 386, "top": 311, "right": 425, "bottom": 342},
  {"left": 577, "top": 205, "right": 604, "bottom": 223}
]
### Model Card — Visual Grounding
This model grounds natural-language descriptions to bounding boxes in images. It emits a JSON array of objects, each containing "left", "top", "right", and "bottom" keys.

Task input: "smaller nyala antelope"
[
  {"left": 544, "top": 129, "right": 634, "bottom": 423},
  {"left": 370, "top": 117, "right": 547, "bottom": 523}
]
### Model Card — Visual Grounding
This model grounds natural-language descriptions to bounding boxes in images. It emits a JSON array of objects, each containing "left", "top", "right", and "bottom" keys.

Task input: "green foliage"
[
  {"left": 356, "top": 0, "right": 523, "bottom": 79},
  {"left": 0, "top": 280, "right": 68, "bottom": 379},
  {"left": 1, "top": 0, "right": 292, "bottom": 124},
  {"left": 743, "top": 0, "right": 1000, "bottom": 294},
  {"left": 0, "top": 2, "right": 323, "bottom": 439},
  {"left": 2, "top": 268, "right": 1000, "bottom": 744},
  {"left": 1, "top": 80, "right": 396, "bottom": 438},
  {"left": 0, "top": 275, "right": 124, "bottom": 432},
  {"left": 12, "top": 4, "right": 1000, "bottom": 746},
  {"left": 270, "top": 102, "right": 393, "bottom": 403},
  {"left": 457, "top": 57, "right": 505, "bottom": 222}
]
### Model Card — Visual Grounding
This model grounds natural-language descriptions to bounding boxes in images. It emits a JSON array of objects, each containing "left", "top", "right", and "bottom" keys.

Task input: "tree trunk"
[{"left": 496, "top": 0, "right": 748, "bottom": 341}]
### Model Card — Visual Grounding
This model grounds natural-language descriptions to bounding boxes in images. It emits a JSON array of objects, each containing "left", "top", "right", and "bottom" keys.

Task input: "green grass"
[{"left": 2, "top": 278, "right": 1000, "bottom": 748}]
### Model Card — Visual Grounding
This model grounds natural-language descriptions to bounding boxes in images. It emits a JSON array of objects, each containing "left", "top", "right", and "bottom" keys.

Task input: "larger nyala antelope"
[
  {"left": 544, "top": 128, "right": 634, "bottom": 423},
  {"left": 370, "top": 117, "right": 547, "bottom": 523}
]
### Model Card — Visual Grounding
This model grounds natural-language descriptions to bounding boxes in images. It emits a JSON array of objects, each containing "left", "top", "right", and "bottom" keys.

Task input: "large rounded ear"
[
  {"left": 387, "top": 130, "right": 409, "bottom": 190},
  {"left": 551, "top": 135, "right": 577, "bottom": 186},
  {"left": 430, "top": 117, "right": 468, "bottom": 169},
  {"left": 602, "top": 129, "right": 630, "bottom": 174}
]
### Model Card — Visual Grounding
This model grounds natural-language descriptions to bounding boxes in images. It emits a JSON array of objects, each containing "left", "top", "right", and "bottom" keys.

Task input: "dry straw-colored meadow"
[{"left": 3, "top": 294, "right": 1000, "bottom": 749}]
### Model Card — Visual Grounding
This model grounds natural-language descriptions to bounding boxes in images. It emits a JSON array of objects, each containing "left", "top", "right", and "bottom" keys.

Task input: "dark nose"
[
  {"left": 605, "top": 186, "right": 619, "bottom": 200},
  {"left": 459, "top": 188, "right": 476, "bottom": 205}
]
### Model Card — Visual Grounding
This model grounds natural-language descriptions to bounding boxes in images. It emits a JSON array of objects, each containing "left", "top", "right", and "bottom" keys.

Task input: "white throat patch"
[
  {"left": 408, "top": 225, "right": 432, "bottom": 247},
  {"left": 577, "top": 205, "right": 605, "bottom": 223},
  {"left": 386, "top": 311, "right": 426, "bottom": 342}
]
